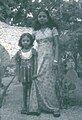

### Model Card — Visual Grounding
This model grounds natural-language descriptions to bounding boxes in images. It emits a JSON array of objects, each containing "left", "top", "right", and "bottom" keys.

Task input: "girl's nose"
[
  {"left": 24, "top": 40, "right": 28, "bottom": 43},
  {"left": 41, "top": 17, "right": 44, "bottom": 19}
]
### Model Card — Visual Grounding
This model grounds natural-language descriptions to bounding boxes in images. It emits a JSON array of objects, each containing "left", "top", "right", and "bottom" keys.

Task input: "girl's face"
[
  {"left": 21, "top": 36, "right": 31, "bottom": 49},
  {"left": 38, "top": 11, "right": 48, "bottom": 26}
]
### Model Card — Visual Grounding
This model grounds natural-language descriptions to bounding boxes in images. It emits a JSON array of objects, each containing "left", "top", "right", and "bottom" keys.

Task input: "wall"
[{"left": 0, "top": 21, "right": 33, "bottom": 59}]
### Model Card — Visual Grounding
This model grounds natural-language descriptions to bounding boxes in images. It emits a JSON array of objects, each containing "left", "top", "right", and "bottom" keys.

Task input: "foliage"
[{"left": 0, "top": 0, "right": 81, "bottom": 28}]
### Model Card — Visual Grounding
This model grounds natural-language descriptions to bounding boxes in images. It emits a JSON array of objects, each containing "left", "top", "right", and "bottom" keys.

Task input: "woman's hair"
[
  {"left": 32, "top": 8, "right": 58, "bottom": 31},
  {"left": 18, "top": 33, "right": 34, "bottom": 48}
]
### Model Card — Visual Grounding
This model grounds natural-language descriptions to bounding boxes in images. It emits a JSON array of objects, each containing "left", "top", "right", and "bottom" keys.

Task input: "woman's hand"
[
  {"left": 54, "top": 60, "right": 58, "bottom": 70},
  {"left": 54, "top": 60, "right": 58, "bottom": 63},
  {"left": 33, "top": 74, "right": 38, "bottom": 79},
  {"left": 33, "top": 73, "right": 43, "bottom": 80}
]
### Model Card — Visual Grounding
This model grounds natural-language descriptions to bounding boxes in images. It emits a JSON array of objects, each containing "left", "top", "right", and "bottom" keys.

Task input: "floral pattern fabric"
[{"left": 29, "top": 27, "right": 59, "bottom": 112}]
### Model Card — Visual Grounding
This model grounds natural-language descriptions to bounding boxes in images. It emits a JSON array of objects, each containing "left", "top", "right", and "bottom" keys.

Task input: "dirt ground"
[{"left": 0, "top": 76, "right": 82, "bottom": 120}]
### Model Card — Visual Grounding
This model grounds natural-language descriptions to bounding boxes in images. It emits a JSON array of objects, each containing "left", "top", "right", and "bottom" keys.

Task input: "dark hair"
[
  {"left": 32, "top": 9, "right": 58, "bottom": 31},
  {"left": 18, "top": 33, "right": 34, "bottom": 48}
]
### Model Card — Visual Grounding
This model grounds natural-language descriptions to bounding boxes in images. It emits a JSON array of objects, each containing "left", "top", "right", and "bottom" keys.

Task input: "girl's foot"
[{"left": 53, "top": 109, "right": 60, "bottom": 117}]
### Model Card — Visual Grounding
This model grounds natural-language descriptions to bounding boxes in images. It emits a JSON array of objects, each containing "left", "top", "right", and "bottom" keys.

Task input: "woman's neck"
[{"left": 41, "top": 24, "right": 47, "bottom": 29}]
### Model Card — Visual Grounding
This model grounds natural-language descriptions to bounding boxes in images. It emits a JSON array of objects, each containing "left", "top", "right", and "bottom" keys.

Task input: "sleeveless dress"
[
  {"left": 15, "top": 48, "right": 37, "bottom": 84},
  {"left": 29, "top": 27, "right": 59, "bottom": 112}
]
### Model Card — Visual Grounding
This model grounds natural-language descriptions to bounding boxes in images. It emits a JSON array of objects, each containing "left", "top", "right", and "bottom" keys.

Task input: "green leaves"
[{"left": 0, "top": 0, "right": 81, "bottom": 28}]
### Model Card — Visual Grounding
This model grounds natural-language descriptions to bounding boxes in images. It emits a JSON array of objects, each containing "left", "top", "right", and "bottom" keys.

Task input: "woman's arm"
[
  {"left": 54, "top": 35, "right": 59, "bottom": 62},
  {"left": 32, "top": 48, "right": 38, "bottom": 75},
  {"left": 52, "top": 27, "right": 59, "bottom": 63}
]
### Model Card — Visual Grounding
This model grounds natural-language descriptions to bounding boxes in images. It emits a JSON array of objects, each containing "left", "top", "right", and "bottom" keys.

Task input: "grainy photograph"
[{"left": 0, "top": 0, "right": 82, "bottom": 120}]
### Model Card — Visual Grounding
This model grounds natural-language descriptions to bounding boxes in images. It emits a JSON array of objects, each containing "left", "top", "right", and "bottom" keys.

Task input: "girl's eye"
[{"left": 22, "top": 40, "right": 26, "bottom": 42}]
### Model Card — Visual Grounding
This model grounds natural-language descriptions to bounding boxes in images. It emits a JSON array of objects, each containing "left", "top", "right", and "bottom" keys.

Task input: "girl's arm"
[
  {"left": 15, "top": 51, "right": 21, "bottom": 81},
  {"left": 15, "top": 51, "right": 21, "bottom": 65}
]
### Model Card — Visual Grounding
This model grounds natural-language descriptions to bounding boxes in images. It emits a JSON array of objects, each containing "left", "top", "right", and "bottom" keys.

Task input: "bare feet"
[{"left": 53, "top": 109, "right": 60, "bottom": 117}]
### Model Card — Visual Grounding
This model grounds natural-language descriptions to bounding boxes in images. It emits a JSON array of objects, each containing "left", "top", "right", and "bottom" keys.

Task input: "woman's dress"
[{"left": 29, "top": 27, "right": 59, "bottom": 112}]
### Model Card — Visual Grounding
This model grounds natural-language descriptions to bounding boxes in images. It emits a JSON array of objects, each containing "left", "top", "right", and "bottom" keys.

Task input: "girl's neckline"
[
  {"left": 21, "top": 48, "right": 32, "bottom": 53},
  {"left": 21, "top": 49, "right": 32, "bottom": 60}
]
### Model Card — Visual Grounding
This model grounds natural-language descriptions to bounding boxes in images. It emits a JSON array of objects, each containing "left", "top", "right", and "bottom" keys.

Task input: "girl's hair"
[
  {"left": 18, "top": 33, "right": 34, "bottom": 48},
  {"left": 32, "top": 8, "right": 58, "bottom": 31}
]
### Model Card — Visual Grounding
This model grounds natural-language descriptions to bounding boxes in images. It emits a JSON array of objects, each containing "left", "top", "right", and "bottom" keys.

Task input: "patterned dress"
[
  {"left": 29, "top": 27, "right": 59, "bottom": 112},
  {"left": 15, "top": 48, "right": 37, "bottom": 84}
]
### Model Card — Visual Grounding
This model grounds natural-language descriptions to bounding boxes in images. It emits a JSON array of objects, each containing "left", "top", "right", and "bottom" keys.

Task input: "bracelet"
[{"left": 54, "top": 60, "right": 58, "bottom": 63}]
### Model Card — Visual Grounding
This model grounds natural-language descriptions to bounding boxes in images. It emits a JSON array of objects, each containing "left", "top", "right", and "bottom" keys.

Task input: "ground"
[{"left": 0, "top": 76, "right": 82, "bottom": 120}]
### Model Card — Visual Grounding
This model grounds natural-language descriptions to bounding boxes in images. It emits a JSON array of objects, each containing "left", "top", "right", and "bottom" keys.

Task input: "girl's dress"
[
  {"left": 29, "top": 27, "right": 59, "bottom": 112},
  {"left": 15, "top": 48, "right": 37, "bottom": 84}
]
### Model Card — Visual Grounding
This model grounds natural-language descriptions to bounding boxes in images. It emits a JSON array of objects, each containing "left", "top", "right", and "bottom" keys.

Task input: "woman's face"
[
  {"left": 38, "top": 11, "right": 48, "bottom": 25},
  {"left": 21, "top": 36, "right": 31, "bottom": 48}
]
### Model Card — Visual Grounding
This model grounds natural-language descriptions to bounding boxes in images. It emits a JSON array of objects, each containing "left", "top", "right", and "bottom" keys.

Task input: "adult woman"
[{"left": 30, "top": 9, "right": 60, "bottom": 117}]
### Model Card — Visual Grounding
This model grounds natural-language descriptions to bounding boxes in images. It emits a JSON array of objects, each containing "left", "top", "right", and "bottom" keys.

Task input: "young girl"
[{"left": 15, "top": 33, "right": 37, "bottom": 114}]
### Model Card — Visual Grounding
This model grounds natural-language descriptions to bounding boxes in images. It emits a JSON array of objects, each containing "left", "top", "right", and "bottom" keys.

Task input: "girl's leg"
[
  {"left": 21, "top": 83, "right": 27, "bottom": 114},
  {"left": 27, "top": 84, "right": 31, "bottom": 114}
]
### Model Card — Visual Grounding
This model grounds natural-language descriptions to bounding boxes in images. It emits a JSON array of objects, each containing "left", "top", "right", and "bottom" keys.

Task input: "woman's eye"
[
  {"left": 38, "top": 15, "right": 46, "bottom": 18},
  {"left": 38, "top": 15, "right": 41, "bottom": 18},
  {"left": 43, "top": 15, "right": 46, "bottom": 18}
]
